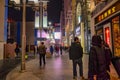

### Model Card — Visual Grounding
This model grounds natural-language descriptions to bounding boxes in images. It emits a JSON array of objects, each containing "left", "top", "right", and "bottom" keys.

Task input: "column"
[{"left": 0, "top": 0, "right": 8, "bottom": 60}]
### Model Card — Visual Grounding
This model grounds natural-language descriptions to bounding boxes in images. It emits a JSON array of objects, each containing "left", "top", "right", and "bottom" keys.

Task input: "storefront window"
[{"left": 112, "top": 16, "right": 120, "bottom": 57}]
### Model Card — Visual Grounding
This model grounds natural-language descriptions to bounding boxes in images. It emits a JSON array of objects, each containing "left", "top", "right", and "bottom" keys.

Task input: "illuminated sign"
[
  {"left": 43, "top": 2, "right": 48, "bottom": 28},
  {"left": 75, "top": 27, "right": 80, "bottom": 36},
  {"left": 95, "top": 1, "right": 120, "bottom": 24},
  {"left": 11, "top": 0, "right": 20, "bottom": 4},
  {"left": 105, "top": 27, "right": 110, "bottom": 45},
  {"left": 35, "top": 11, "right": 39, "bottom": 28},
  {"left": 37, "top": 30, "right": 48, "bottom": 38},
  {"left": 54, "top": 32, "right": 61, "bottom": 39}
]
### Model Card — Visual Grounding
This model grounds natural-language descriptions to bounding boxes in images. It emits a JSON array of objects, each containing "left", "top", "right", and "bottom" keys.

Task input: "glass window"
[{"left": 112, "top": 16, "right": 120, "bottom": 57}]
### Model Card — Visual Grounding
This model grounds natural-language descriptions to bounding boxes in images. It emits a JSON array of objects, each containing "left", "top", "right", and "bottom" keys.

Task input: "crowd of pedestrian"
[{"left": 13, "top": 35, "right": 113, "bottom": 80}]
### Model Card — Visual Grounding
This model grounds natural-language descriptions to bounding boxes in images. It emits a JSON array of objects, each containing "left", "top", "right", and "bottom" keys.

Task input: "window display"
[{"left": 112, "top": 16, "right": 120, "bottom": 57}]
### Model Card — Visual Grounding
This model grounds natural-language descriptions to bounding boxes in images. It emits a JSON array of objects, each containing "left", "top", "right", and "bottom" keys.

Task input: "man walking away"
[
  {"left": 69, "top": 37, "right": 85, "bottom": 80},
  {"left": 38, "top": 42, "right": 46, "bottom": 68}
]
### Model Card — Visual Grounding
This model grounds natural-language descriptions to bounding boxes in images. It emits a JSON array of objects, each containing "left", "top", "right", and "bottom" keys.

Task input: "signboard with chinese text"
[{"left": 95, "top": 1, "right": 120, "bottom": 24}]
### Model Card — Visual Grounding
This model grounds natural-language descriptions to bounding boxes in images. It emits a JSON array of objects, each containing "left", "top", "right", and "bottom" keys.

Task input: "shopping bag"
[{"left": 46, "top": 52, "right": 52, "bottom": 58}]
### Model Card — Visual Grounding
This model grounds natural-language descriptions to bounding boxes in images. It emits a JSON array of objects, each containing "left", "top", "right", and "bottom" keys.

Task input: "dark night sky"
[
  {"left": 48, "top": 0, "right": 62, "bottom": 23},
  {"left": 8, "top": 0, "right": 62, "bottom": 23}
]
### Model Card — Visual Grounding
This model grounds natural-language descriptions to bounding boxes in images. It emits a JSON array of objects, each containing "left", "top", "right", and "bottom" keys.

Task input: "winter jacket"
[
  {"left": 88, "top": 46, "right": 109, "bottom": 80},
  {"left": 69, "top": 42, "right": 83, "bottom": 60},
  {"left": 38, "top": 45, "right": 46, "bottom": 54}
]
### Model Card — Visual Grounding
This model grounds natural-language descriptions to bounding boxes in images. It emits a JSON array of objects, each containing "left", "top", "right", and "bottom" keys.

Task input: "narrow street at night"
[
  {"left": 0, "top": 0, "right": 120, "bottom": 80},
  {"left": 6, "top": 52, "right": 118, "bottom": 80}
]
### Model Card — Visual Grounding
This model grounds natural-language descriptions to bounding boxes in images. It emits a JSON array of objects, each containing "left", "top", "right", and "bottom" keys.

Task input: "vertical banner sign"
[
  {"left": 105, "top": 27, "right": 110, "bottom": 45},
  {"left": 43, "top": 2, "right": 47, "bottom": 28},
  {"left": 35, "top": 11, "right": 39, "bottom": 28}
]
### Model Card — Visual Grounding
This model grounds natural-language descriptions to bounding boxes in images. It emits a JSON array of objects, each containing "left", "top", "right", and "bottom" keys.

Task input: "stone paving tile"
[
  {"left": 6, "top": 52, "right": 119, "bottom": 80},
  {"left": 0, "top": 52, "right": 35, "bottom": 80}
]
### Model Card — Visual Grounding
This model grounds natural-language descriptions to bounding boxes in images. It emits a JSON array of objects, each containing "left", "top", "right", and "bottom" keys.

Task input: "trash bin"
[{"left": 111, "top": 57, "right": 120, "bottom": 77}]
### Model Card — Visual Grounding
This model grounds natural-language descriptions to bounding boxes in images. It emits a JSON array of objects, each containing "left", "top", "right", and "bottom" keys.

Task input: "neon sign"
[
  {"left": 105, "top": 27, "right": 110, "bottom": 45},
  {"left": 98, "top": 7, "right": 116, "bottom": 22},
  {"left": 95, "top": 1, "right": 120, "bottom": 24}
]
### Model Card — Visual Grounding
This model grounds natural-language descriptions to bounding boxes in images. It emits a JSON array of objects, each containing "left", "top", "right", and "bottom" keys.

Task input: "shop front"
[{"left": 94, "top": 0, "right": 120, "bottom": 57}]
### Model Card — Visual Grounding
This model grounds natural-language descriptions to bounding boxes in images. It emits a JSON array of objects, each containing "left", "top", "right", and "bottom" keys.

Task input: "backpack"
[{"left": 38, "top": 45, "right": 46, "bottom": 54}]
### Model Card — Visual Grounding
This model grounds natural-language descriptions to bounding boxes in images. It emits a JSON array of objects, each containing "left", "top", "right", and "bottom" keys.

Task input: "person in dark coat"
[
  {"left": 15, "top": 44, "right": 20, "bottom": 57},
  {"left": 50, "top": 45, "right": 54, "bottom": 55},
  {"left": 69, "top": 37, "right": 84, "bottom": 79},
  {"left": 38, "top": 42, "right": 46, "bottom": 67},
  {"left": 88, "top": 35, "right": 110, "bottom": 80},
  {"left": 60, "top": 45, "right": 63, "bottom": 55}
]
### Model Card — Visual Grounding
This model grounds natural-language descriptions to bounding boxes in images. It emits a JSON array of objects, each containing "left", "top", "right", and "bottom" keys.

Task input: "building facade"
[
  {"left": 62, "top": 0, "right": 91, "bottom": 53},
  {"left": 0, "top": 0, "right": 8, "bottom": 60},
  {"left": 91, "top": 0, "right": 120, "bottom": 57}
]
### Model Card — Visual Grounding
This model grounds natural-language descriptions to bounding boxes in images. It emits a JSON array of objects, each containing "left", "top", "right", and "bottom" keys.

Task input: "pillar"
[{"left": 0, "top": 0, "right": 8, "bottom": 60}]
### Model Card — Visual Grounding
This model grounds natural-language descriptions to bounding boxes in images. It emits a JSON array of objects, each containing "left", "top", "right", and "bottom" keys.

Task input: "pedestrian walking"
[
  {"left": 60, "top": 45, "right": 63, "bottom": 55},
  {"left": 50, "top": 45, "right": 54, "bottom": 55},
  {"left": 38, "top": 42, "right": 46, "bottom": 67},
  {"left": 15, "top": 44, "right": 20, "bottom": 58},
  {"left": 88, "top": 35, "right": 110, "bottom": 80},
  {"left": 55, "top": 45, "right": 59, "bottom": 55},
  {"left": 69, "top": 37, "right": 85, "bottom": 80}
]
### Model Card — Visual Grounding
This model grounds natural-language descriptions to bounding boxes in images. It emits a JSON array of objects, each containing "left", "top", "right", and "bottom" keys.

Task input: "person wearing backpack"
[
  {"left": 38, "top": 42, "right": 46, "bottom": 67},
  {"left": 88, "top": 35, "right": 110, "bottom": 80},
  {"left": 69, "top": 37, "right": 85, "bottom": 80}
]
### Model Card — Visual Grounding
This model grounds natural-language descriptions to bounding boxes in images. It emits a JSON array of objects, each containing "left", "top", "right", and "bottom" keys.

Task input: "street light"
[
  {"left": 48, "top": 22, "right": 53, "bottom": 40},
  {"left": 21, "top": 0, "right": 26, "bottom": 71},
  {"left": 9, "top": 0, "right": 41, "bottom": 72},
  {"left": 9, "top": 0, "right": 26, "bottom": 72}
]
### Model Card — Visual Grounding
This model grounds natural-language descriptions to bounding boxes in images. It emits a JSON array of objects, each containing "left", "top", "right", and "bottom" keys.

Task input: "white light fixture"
[
  {"left": 29, "top": 0, "right": 39, "bottom": 3},
  {"left": 49, "top": 22, "right": 52, "bottom": 26},
  {"left": 11, "top": 0, "right": 20, "bottom": 4}
]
